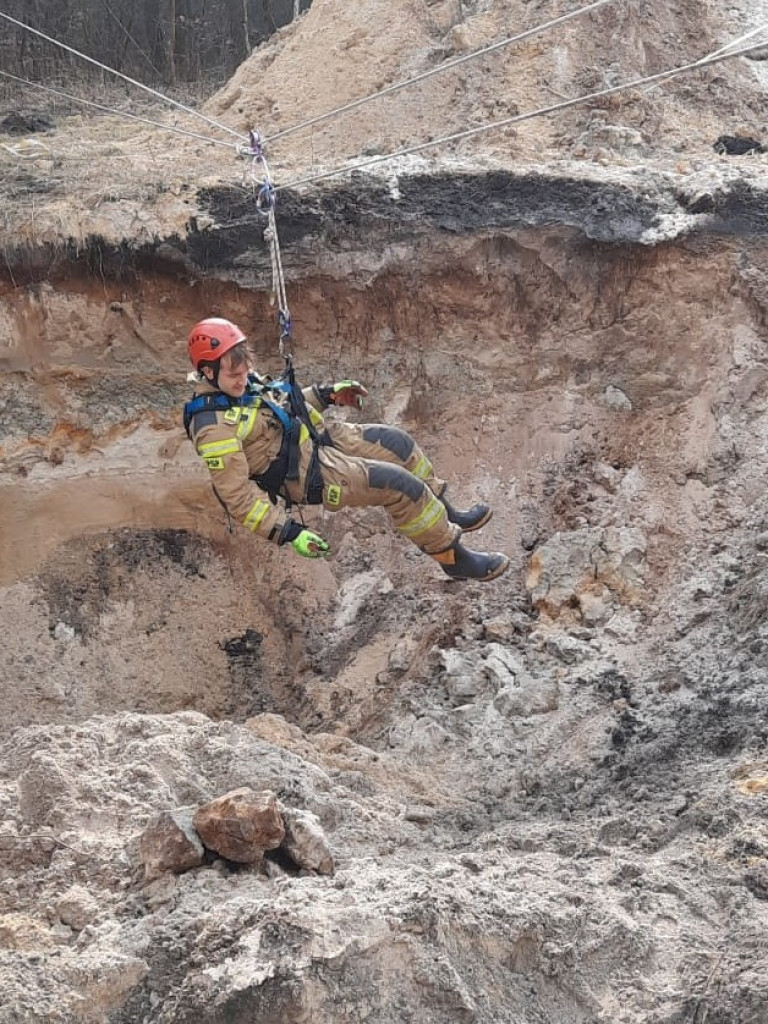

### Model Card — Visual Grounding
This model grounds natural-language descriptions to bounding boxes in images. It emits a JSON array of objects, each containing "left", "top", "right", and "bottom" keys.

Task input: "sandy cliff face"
[{"left": 1, "top": 1, "right": 768, "bottom": 1021}]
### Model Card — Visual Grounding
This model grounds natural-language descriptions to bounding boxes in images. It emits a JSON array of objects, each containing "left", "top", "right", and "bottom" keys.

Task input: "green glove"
[{"left": 291, "top": 529, "right": 331, "bottom": 559}]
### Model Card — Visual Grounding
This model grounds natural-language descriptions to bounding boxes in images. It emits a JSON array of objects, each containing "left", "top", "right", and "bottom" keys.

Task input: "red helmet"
[{"left": 187, "top": 318, "right": 247, "bottom": 370}]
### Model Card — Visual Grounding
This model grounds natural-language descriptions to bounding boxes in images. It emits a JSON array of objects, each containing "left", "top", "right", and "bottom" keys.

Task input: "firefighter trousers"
[{"left": 317, "top": 422, "right": 459, "bottom": 555}]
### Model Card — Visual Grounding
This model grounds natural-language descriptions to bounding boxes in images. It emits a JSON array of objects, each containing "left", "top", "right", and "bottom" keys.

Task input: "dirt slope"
[{"left": 208, "top": 0, "right": 768, "bottom": 173}]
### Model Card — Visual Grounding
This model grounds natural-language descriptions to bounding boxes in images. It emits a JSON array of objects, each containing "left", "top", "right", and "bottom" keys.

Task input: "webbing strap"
[
  {"left": 183, "top": 390, "right": 292, "bottom": 436},
  {"left": 259, "top": 395, "right": 292, "bottom": 433},
  {"left": 185, "top": 392, "right": 256, "bottom": 414},
  {"left": 283, "top": 359, "right": 327, "bottom": 448}
]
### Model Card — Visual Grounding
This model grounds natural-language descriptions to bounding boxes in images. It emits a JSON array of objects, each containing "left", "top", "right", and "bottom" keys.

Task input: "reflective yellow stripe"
[
  {"left": 237, "top": 406, "right": 259, "bottom": 440},
  {"left": 299, "top": 423, "right": 309, "bottom": 444},
  {"left": 411, "top": 455, "right": 432, "bottom": 480},
  {"left": 399, "top": 496, "right": 444, "bottom": 538},
  {"left": 243, "top": 499, "right": 270, "bottom": 532},
  {"left": 309, "top": 407, "right": 324, "bottom": 427},
  {"left": 199, "top": 438, "right": 241, "bottom": 457}
]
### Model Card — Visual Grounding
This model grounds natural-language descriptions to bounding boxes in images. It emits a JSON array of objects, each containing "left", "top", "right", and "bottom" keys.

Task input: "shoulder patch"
[{"left": 204, "top": 456, "right": 225, "bottom": 471}]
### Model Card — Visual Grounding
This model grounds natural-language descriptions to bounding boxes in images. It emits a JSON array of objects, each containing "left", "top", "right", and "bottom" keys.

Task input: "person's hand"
[
  {"left": 329, "top": 380, "right": 368, "bottom": 410},
  {"left": 279, "top": 519, "right": 331, "bottom": 558},
  {"left": 291, "top": 529, "right": 331, "bottom": 559}
]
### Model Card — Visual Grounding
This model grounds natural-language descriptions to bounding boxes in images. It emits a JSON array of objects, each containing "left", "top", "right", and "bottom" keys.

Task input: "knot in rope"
[
  {"left": 257, "top": 181, "right": 277, "bottom": 214},
  {"left": 247, "top": 128, "right": 265, "bottom": 159},
  {"left": 238, "top": 127, "right": 273, "bottom": 197}
]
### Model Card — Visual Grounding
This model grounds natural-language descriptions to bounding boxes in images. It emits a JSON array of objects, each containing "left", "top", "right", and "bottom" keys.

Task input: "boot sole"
[{"left": 444, "top": 554, "right": 511, "bottom": 583}]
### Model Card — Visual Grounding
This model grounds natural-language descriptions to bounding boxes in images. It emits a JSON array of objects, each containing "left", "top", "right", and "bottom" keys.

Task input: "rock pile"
[{"left": 140, "top": 787, "right": 334, "bottom": 880}]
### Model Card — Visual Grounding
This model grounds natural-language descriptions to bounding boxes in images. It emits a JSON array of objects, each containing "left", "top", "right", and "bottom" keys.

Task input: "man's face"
[{"left": 206, "top": 342, "right": 251, "bottom": 398}]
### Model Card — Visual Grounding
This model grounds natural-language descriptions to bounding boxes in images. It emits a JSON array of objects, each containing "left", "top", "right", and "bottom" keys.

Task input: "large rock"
[
  {"left": 526, "top": 527, "right": 647, "bottom": 624},
  {"left": 55, "top": 885, "right": 99, "bottom": 931},
  {"left": 280, "top": 806, "right": 335, "bottom": 876},
  {"left": 193, "top": 788, "right": 285, "bottom": 864},
  {"left": 486, "top": 644, "right": 560, "bottom": 718},
  {"left": 140, "top": 807, "right": 205, "bottom": 882}
]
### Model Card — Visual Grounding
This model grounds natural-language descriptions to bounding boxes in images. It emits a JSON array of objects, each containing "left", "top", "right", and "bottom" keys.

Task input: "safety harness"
[{"left": 183, "top": 364, "right": 330, "bottom": 506}]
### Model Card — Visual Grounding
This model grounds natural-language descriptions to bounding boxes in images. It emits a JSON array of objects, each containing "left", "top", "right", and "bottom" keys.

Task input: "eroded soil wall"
[{"left": 2, "top": 179, "right": 768, "bottom": 741}]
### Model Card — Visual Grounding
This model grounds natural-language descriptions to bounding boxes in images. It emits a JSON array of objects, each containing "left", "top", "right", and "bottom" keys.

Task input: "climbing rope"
[
  {"left": 280, "top": 39, "right": 768, "bottom": 191},
  {"left": 643, "top": 22, "right": 768, "bottom": 94},
  {"left": 705, "top": 21, "right": 768, "bottom": 59},
  {"left": 239, "top": 129, "right": 292, "bottom": 360},
  {"left": 0, "top": 9, "right": 247, "bottom": 144},
  {"left": 0, "top": 69, "right": 235, "bottom": 150},
  {"left": 267, "top": 0, "right": 618, "bottom": 144}
]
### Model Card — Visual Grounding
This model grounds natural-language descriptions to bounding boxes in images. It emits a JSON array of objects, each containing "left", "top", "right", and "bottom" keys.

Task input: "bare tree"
[
  {"left": 168, "top": 0, "right": 177, "bottom": 85},
  {"left": 0, "top": 0, "right": 313, "bottom": 89},
  {"left": 242, "top": 0, "right": 252, "bottom": 56}
]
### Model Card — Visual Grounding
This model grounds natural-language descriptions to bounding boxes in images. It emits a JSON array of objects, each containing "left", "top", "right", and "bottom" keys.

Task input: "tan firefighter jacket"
[{"left": 184, "top": 376, "right": 326, "bottom": 544}]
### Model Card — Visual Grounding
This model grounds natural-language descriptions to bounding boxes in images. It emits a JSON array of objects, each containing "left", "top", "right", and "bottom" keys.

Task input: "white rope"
[
  {"left": 267, "top": 0, "right": 617, "bottom": 143},
  {"left": 0, "top": 9, "right": 246, "bottom": 143},
  {"left": 265, "top": 205, "right": 292, "bottom": 357},
  {"left": 281, "top": 41, "right": 768, "bottom": 191},
  {"left": 0, "top": 69, "right": 236, "bottom": 150},
  {"left": 706, "top": 21, "right": 768, "bottom": 59},
  {"left": 240, "top": 131, "right": 292, "bottom": 355},
  {"left": 0, "top": 137, "right": 51, "bottom": 161},
  {"left": 643, "top": 21, "right": 768, "bottom": 93}
]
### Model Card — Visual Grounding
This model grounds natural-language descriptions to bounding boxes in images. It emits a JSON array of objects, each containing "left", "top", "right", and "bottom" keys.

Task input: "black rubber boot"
[
  {"left": 432, "top": 539, "right": 510, "bottom": 582},
  {"left": 441, "top": 490, "right": 493, "bottom": 532}
]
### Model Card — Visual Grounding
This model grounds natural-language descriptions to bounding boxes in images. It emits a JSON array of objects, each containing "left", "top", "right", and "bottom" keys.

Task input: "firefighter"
[{"left": 184, "top": 318, "right": 510, "bottom": 582}]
